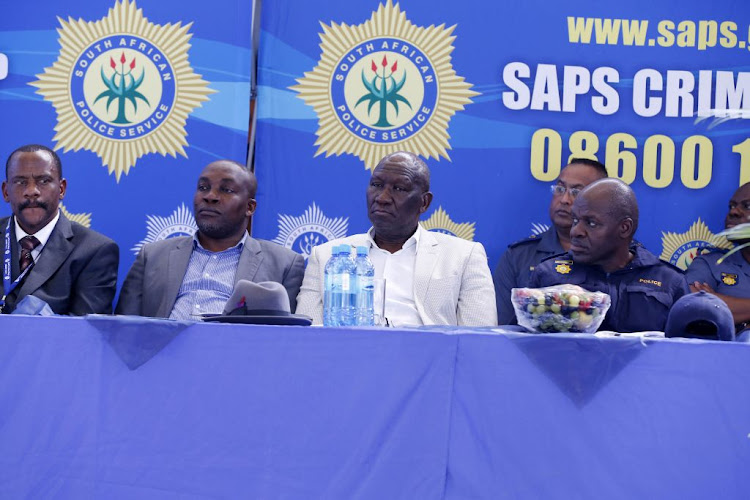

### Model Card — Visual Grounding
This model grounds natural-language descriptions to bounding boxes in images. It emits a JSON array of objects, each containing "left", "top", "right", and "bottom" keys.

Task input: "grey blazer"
[
  {"left": 115, "top": 235, "right": 305, "bottom": 318},
  {"left": 0, "top": 214, "right": 119, "bottom": 315}
]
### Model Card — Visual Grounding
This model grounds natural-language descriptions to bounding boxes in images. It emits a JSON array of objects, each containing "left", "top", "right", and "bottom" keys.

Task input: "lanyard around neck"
[{"left": 1, "top": 218, "right": 35, "bottom": 311}]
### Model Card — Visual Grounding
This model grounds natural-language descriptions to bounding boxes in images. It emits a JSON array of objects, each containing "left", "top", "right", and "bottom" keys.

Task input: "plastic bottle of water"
[
  {"left": 332, "top": 244, "right": 357, "bottom": 326},
  {"left": 354, "top": 246, "right": 375, "bottom": 326},
  {"left": 323, "top": 245, "right": 340, "bottom": 327},
  {"left": 341, "top": 245, "right": 358, "bottom": 326}
]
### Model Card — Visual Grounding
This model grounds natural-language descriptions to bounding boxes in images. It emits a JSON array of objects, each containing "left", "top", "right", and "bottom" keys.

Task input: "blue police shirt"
[
  {"left": 530, "top": 244, "right": 689, "bottom": 332},
  {"left": 493, "top": 228, "right": 564, "bottom": 325},
  {"left": 685, "top": 249, "right": 750, "bottom": 298}
]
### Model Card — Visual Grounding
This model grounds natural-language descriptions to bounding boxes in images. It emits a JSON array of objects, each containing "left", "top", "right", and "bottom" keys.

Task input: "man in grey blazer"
[
  {"left": 116, "top": 160, "right": 304, "bottom": 319},
  {"left": 1, "top": 144, "right": 119, "bottom": 315},
  {"left": 296, "top": 152, "right": 497, "bottom": 327}
]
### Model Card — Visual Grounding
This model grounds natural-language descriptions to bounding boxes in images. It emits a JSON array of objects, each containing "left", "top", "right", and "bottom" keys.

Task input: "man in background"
[
  {"left": 0, "top": 144, "right": 119, "bottom": 314},
  {"left": 493, "top": 158, "right": 607, "bottom": 324},
  {"left": 686, "top": 182, "right": 750, "bottom": 331}
]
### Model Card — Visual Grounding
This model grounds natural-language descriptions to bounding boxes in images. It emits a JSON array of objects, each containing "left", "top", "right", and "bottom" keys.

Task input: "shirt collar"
[
  {"left": 14, "top": 210, "right": 60, "bottom": 248},
  {"left": 367, "top": 224, "right": 422, "bottom": 251},
  {"left": 193, "top": 231, "right": 248, "bottom": 252},
  {"left": 627, "top": 241, "right": 660, "bottom": 268},
  {"left": 538, "top": 227, "right": 565, "bottom": 253}
]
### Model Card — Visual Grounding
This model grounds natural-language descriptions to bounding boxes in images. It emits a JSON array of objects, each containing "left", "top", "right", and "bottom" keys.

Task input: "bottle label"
[
  {"left": 360, "top": 276, "right": 374, "bottom": 289},
  {"left": 341, "top": 274, "right": 350, "bottom": 291}
]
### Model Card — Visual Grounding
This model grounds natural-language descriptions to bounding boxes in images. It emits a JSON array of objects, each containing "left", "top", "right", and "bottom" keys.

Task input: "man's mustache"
[{"left": 19, "top": 200, "right": 49, "bottom": 210}]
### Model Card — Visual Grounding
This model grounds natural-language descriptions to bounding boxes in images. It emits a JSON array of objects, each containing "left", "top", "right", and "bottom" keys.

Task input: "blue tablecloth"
[{"left": 1, "top": 315, "right": 749, "bottom": 499}]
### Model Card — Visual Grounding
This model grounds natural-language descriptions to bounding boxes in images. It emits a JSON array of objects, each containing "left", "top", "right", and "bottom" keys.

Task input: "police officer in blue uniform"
[
  {"left": 686, "top": 182, "right": 750, "bottom": 330},
  {"left": 530, "top": 178, "right": 689, "bottom": 332},
  {"left": 493, "top": 158, "right": 607, "bottom": 324}
]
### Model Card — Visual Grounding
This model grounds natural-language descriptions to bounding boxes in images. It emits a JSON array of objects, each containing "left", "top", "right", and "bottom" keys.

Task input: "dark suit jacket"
[
  {"left": 0, "top": 214, "right": 119, "bottom": 315},
  {"left": 115, "top": 234, "right": 305, "bottom": 318}
]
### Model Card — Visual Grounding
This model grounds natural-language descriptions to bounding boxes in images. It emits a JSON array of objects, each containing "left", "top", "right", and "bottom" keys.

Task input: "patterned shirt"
[{"left": 169, "top": 233, "right": 246, "bottom": 321}]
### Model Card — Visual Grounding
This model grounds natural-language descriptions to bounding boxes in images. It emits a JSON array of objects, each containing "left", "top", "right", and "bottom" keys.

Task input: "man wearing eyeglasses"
[{"left": 493, "top": 158, "right": 607, "bottom": 324}]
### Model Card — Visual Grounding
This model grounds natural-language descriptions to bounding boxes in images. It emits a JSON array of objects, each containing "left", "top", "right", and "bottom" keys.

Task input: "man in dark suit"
[
  {"left": 1, "top": 144, "right": 119, "bottom": 315},
  {"left": 116, "top": 160, "right": 304, "bottom": 319}
]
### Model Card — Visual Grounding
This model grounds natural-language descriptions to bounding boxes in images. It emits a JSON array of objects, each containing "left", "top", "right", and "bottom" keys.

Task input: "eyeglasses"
[{"left": 550, "top": 184, "right": 582, "bottom": 198}]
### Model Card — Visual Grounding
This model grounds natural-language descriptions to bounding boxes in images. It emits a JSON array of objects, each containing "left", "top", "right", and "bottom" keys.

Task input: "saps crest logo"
[
  {"left": 59, "top": 203, "right": 92, "bottom": 228},
  {"left": 660, "top": 218, "right": 732, "bottom": 270},
  {"left": 721, "top": 272, "right": 738, "bottom": 286},
  {"left": 421, "top": 206, "right": 475, "bottom": 241},
  {"left": 31, "top": 0, "right": 215, "bottom": 181},
  {"left": 131, "top": 203, "right": 197, "bottom": 255},
  {"left": 273, "top": 203, "right": 348, "bottom": 260},
  {"left": 292, "top": 0, "right": 478, "bottom": 169}
]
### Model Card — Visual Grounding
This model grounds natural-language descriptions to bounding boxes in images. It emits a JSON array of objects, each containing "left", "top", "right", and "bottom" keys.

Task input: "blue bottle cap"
[
  {"left": 339, "top": 244, "right": 351, "bottom": 254},
  {"left": 356, "top": 246, "right": 368, "bottom": 256}
]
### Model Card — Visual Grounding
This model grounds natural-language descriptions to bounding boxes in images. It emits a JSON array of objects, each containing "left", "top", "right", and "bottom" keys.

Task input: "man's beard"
[{"left": 197, "top": 219, "right": 237, "bottom": 240}]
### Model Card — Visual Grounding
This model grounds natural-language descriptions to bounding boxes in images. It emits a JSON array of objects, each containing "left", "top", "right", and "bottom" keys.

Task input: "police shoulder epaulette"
[
  {"left": 507, "top": 234, "right": 541, "bottom": 249},
  {"left": 659, "top": 259, "right": 686, "bottom": 274},
  {"left": 539, "top": 251, "right": 570, "bottom": 264}
]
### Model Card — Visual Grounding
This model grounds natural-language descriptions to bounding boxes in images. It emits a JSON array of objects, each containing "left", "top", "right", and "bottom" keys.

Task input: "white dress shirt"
[
  {"left": 366, "top": 225, "right": 424, "bottom": 327},
  {"left": 14, "top": 210, "right": 61, "bottom": 263}
]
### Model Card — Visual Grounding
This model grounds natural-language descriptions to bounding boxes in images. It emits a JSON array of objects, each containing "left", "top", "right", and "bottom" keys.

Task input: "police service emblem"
[
  {"left": 292, "top": 0, "right": 479, "bottom": 169},
  {"left": 273, "top": 203, "right": 349, "bottom": 260},
  {"left": 721, "top": 273, "right": 738, "bottom": 286},
  {"left": 660, "top": 218, "right": 732, "bottom": 271},
  {"left": 555, "top": 263, "right": 572, "bottom": 275},
  {"left": 131, "top": 203, "right": 197, "bottom": 255},
  {"left": 59, "top": 203, "right": 92, "bottom": 228},
  {"left": 31, "top": 0, "right": 214, "bottom": 181},
  {"left": 421, "top": 206, "right": 475, "bottom": 241}
]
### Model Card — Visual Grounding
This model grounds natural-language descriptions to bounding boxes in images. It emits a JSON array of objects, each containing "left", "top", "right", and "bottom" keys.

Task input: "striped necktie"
[{"left": 19, "top": 235, "right": 40, "bottom": 273}]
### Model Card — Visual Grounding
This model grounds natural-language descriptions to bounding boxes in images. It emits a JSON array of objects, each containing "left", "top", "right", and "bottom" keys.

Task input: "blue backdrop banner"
[
  {"left": 252, "top": 0, "right": 750, "bottom": 272},
  {"left": 0, "top": 0, "right": 252, "bottom": 286}
]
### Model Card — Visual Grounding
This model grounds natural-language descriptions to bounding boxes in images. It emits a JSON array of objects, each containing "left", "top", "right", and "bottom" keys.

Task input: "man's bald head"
[
  {"left": 205, "top": 159, "right": 257, "bottom": 198},
  {"left": 375, "top": 151, "right": 431, "bottom": 192},
  {"left": 568, "top": 178, "right": 639, "bottom": 271},
  {"left": 580, "top": 178, "right": 639, "bottom": 236}
]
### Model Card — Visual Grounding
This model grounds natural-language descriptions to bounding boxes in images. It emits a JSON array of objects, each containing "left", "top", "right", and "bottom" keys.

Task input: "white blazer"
[{"left": 296, "top": 227, "right": 498, "bottom": 326}]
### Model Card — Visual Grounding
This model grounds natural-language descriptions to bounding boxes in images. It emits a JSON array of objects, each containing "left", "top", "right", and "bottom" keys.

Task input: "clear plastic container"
[{"left": 511, "top": 284, "right": 611, "bottom": 333}]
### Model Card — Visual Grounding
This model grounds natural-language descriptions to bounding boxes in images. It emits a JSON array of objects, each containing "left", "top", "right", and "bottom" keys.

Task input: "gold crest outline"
[
  {"left": 421, "top": 206, "right": 475, "bottom": 241},
  {"left": 59, "top": 202, "right": 92, "bottom": 228},
  {"left": 660, "top": 218, "right": 732, "bottom": 271},
  {"left": 291, "top": 0, "right": 479, "bottom": 170},
  {"left": 31, "top": 0, "right": 215, "bottom": 181}
]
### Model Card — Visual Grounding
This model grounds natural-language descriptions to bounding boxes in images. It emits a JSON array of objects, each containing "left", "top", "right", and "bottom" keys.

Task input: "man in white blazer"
[{"left": 296, "top": 152, "right": 497, "bottom": 327}]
